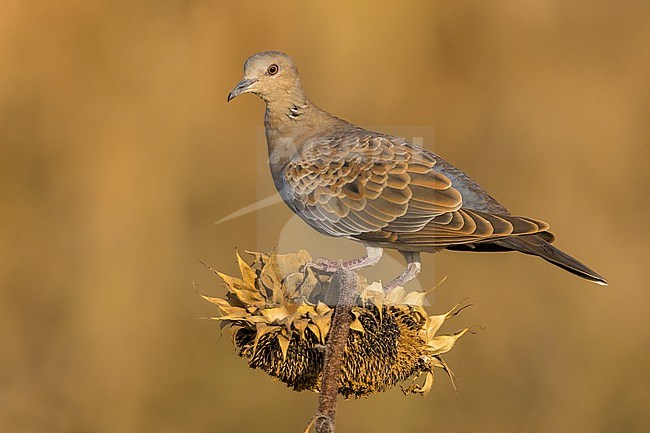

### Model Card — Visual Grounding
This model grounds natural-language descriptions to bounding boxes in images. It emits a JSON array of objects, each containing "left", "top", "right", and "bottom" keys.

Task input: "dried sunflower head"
[{"left": 202, "top": 250, "right": 471, "bottom": 398}]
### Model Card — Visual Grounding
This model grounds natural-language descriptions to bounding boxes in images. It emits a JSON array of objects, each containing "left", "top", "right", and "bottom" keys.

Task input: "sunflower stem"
[{"left": 313, "top": 268, "right": 359, "bottom": 433}]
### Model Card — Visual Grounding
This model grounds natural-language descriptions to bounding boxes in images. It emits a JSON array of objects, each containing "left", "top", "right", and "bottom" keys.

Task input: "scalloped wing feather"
[{"left": 282, "top": 133, "right": 550, "bottom": 247}]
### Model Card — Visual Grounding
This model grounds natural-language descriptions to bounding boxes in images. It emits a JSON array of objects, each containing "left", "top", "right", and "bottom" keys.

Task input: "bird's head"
[{"left": 227, "top": 51, "right": 306, "bottom": 105}]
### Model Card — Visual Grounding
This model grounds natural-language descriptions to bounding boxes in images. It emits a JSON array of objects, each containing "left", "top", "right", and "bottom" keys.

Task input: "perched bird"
[{"left": 228, "top": 51, "right": 607, "bottom": 289}]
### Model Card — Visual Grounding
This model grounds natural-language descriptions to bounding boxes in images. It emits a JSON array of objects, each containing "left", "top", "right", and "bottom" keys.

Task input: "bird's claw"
[{"left": 305, "top": 257, "right": 342, "bottom": 274}]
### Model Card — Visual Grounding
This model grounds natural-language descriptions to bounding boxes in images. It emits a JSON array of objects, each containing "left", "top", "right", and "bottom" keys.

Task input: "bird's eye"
[{"left": 267, "top": 64, "right": 279, "bottom": 75}]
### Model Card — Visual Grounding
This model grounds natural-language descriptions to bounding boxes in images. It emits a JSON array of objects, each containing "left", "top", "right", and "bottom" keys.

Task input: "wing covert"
[{"left": 281, "top": 135, "right": 463, "bottom": 237}]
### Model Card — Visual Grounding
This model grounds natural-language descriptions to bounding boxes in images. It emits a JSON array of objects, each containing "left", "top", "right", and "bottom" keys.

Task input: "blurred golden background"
[{"left": 1, "top": 1, "right": 648, "bottom": 432}]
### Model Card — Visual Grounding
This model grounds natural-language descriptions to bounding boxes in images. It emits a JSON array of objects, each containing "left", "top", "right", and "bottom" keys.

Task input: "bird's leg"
[
  {"left": 341, "top": 246, "right": 383, "bottom": 270},
  {"left": 384, "top": 251, "right": 422, "bottom": 292},
  {"left": 309, "top": 246, "right": 383, "bottom": 273}
]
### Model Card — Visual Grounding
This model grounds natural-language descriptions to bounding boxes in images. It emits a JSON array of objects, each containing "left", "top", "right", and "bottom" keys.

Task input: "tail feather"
[{"left": 494, "top": 235, "right": 608, "bottom": 285}]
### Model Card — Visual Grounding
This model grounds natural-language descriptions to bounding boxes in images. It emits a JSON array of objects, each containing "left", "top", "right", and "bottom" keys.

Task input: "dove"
[{"left": 228, "top": 51, "right": 607, "bottom": 289}]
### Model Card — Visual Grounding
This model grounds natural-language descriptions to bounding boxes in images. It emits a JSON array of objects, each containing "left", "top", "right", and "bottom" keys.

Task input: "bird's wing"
[
  {"left": 281, "top": 134, "right": 461, "bottom": 237},
  {"left": 282, "top": 133, "right": 549, "bottom": 246},
  {"left": 357, "top": 208, "right": 549, "bottom": 248}
]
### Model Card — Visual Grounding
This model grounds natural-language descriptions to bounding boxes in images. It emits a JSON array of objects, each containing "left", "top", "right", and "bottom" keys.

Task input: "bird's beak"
[{"left": 227, "top": 78, "right": 258, "bottom": 102}]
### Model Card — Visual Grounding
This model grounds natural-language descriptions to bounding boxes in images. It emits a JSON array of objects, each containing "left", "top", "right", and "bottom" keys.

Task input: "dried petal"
[
  {"left": 236, "top": 249, "right": 257, "bottom": 285},
  {"left": 429, "top": 328, "right": 470, "bottom": 356}
]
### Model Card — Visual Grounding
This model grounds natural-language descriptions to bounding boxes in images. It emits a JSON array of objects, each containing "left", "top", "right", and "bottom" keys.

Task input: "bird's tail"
[{"left": 494, "top": 235, "right": 608, "bottom": 285}]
